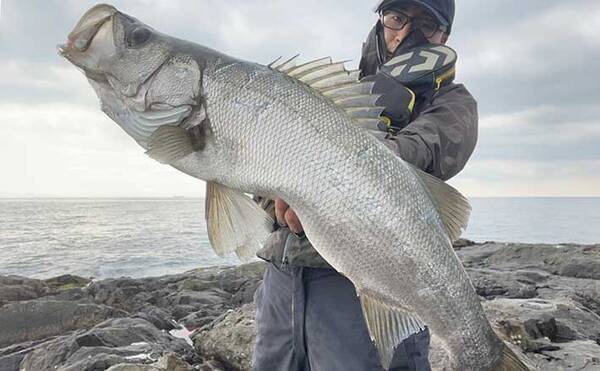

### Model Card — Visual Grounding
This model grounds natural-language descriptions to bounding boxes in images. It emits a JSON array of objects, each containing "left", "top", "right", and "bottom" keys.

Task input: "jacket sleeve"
[{"left": 372, "top": 83, "right": 478, "bottom": 181}]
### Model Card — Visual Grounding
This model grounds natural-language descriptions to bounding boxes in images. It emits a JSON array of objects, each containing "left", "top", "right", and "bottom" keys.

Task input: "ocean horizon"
[{"left": 1, "top": 197, "right": 599, "bottom": 280}]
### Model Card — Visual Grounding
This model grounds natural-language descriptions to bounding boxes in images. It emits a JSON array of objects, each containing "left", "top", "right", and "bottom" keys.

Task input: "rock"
[
  {"left": 0, "top": 353, "right": 23, "bottom": 371},
  {"left": 484, "top": 298, "right": 600, "bottom": 345},
  {"left": 457, "top": 243, "right": 600, "bottom": 280},
  {"left": 168, "top": 289, "right": 231, "bottom": 307},
  {"left": 0, "top": 275, "right": 91, "bottom": 309},
  {"left": 193, "top": 304, "right": 256, "bottom": 371},
  {"left": 193, "top": 358, "right": 228, "bottom": 371},
  {"left": 151, "top": 352, "right": 193, "bottom": 371},
  {"left": 177, "top": 278, "right": 214, "bottom": 292},
  {"left": 0, "top": 350, "right": 28, "bottom": 371},
  {"left": 467, "top": 268, "right": 539, "bottom": 299},
  {"left": 0, "top": 339, "right": 57, "bottom": 371},
  {"left": 524, "top": 317, "right": 559, "bottom": 341},
  {"left": 180, "top": 308, "right": 218, "bottom": 330},
  {"left": 85, "top": 263, "right": 265, "bottom": 318},
  {"left": 2, "top": 243, "right": 599, "bottom": 370},
  {"left": 452, "top": 238, "right": 477, "bottom": 249},
  {"left": 19, "top": 318, "right": 194, "bottom": 371},
  {"left": 171, "top": 304, "right": 204, "bottom": 321},
  {"left": 104, "top": 352, "right": 193, "bottom": 370},
  {"left": 0, "top": 276, "right": 53, "bottom": 307},
  {"left": 131, "top": 306, "right": 176, "bottom": 331},
  {"left": 520, "top": 340, "right": 600, "bottom": 370},
  {"left": 0, "top": 300, "right": 125, "bottom": 348},
  {"left": 206, "top": 263, "right": 265, "bottom": 296},
  {"left": 230, "top": 280, "right": 262, "bottom": 306},
  {"left": 43, "top": 274, "right": 91, "bottom": 291}
]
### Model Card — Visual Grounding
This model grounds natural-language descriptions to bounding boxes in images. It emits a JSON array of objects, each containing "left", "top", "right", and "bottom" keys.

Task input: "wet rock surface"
[{"left": 0, "top": 242, "right": 599, "bottom": 370}]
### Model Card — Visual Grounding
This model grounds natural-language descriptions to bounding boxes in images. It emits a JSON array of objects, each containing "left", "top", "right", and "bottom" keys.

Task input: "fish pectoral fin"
[
  {"left": 205, "top": 182, "right": 274, "bottom": 261},
  {"left": 358, "top": 289, "right": 425, "bottom": 370},
  {"left": 409, "top": 164, "right": 471, "bottom": 242},
  {"left": 145, "top": 125, "right": 195, "bottom": 164}
]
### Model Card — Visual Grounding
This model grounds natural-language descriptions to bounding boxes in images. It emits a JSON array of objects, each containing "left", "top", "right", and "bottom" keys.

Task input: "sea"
[{"left": 1, "top": 197, "right": 599, "bottom": 280}]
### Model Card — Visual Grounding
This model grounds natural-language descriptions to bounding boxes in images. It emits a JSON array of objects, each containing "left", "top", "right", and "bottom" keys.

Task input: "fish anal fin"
[
  {"left": 205, "top": 182, "right": 273, "bottom": 261},
  {"left": 408, "top": 164, "right": 471, "bottom": 242},
  {"left": 358, "top": 289, "right": 425, "bottom": 370},
  {"left": 145, "top": 125, "right": 195, "bottom": 164}
]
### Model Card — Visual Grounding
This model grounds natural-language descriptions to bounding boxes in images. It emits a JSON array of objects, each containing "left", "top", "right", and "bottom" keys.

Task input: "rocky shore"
[{"left": 1, "top": 241, "right": 599, "bottom": 370}]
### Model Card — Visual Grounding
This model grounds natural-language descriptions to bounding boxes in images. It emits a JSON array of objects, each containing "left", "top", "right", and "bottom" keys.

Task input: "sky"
[{"left": 1, "top": 0, "right": 599, "bottom": 198}]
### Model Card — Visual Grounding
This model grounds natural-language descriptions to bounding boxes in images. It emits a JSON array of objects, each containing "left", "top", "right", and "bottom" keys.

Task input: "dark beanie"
[{"left": 375, "top": 0, "right": 455, "bottom": 34}]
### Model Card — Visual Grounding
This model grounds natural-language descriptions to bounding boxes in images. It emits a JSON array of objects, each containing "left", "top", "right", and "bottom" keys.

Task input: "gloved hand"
[{"left": 372, "top": 71, "right": 416, "bottom": 133}]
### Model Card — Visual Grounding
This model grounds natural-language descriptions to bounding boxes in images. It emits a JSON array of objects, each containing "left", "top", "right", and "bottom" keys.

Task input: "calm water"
[{"left": 1, "top": 198, "right": 599, "bottom": 279}]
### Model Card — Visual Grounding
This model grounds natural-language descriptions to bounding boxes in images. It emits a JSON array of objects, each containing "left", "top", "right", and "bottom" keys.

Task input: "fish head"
[{"left": 58, "top": 4, "right": 205, "bottom": 149}]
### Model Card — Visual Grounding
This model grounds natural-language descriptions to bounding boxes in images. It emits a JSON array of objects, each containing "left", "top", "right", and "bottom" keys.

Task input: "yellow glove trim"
[
  {"left": 380, "top": 115, "right": 392, "bottom": 128},
  {"left": 435, "top": 66, "right": 456, "bottom": 91},
  {"left": 407, "top": 88, "right": 416, "bottom": 114}
]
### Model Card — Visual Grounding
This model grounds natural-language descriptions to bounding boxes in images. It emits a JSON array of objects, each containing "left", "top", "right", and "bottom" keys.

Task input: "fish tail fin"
[{"left": 493, "top": 346, "right": 531, "bottom": 371}]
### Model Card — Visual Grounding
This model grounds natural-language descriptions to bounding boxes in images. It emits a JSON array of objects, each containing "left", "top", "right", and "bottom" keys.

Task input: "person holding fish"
[
  {"left": 60, "top": 1, "right": 530, "bottom": 369},
  {"left": 253, "top": 0, "right": 479, "bottom": 370}
]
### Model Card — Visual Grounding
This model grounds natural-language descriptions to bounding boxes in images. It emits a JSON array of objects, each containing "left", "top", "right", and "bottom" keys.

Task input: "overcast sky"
[{"left": 1, "top": 0, "right": 599, "bottom": 198}]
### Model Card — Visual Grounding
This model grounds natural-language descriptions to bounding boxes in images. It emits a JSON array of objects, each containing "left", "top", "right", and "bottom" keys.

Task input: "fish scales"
[
  {"left": 201, "top": 61, "right": 501, "bottom": 368},
  {"left": 59, "top": 4, "right": 530, "bottom": 370}
]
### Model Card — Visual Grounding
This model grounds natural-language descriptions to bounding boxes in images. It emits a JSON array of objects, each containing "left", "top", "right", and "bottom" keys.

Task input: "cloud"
[
  {"left": 454, "top": 1, "right": 600, "bottom": 113},
  {"left": 472, "top": 105, "right": 600, "bottom": 162},
  {"left": 0, "top": 102, "right": 205, "bottom": 197},
  {"left": 0, "top": 61, "right": 96, "bottom": 104},
  {"left": 450, "top": 159, "right": 600, "bottom": 197},
  {"left": 0, "top": 1, "right": 598, "bottom": 197}
]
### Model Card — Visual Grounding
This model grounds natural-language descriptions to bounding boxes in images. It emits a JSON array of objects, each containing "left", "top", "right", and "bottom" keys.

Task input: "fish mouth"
[
  {"left": 59, "top": 4, "right": 116, "bottom": 53},
  {"left": 57, "top": 4, "right": 117, "bottom": 72}
]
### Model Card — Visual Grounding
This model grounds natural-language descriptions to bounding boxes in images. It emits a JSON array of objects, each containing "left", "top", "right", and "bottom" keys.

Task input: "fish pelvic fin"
[
  {"left": 269, "top": 56, "right": 386, "bottom": 131},
  {"left": 408, "top": 163, "right": 471, "bottom": 242},
  {"left": 145, "top": 125, "right": 195, "bottom": 164},
  {"left": 205, "top": 182, "right": 274, "bottom": 261},
  {"left": 358, "top": 289, "right": 425, "bottom": 370},
  {"left": 493, "top": 345, "right": 531, "bottom": 371}
]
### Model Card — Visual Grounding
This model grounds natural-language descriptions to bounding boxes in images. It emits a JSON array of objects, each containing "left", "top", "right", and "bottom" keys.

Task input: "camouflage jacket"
[{"left": 255, "top": 82, "right": 478, "bottom": 268}]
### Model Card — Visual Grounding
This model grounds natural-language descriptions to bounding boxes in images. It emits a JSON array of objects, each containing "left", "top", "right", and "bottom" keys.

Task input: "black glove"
[
  {"left": 372, "top": 72, "right": 416, "bottom": 133},
  {"left": 371, "top": 44, "right": 458, "bottom": 133}
]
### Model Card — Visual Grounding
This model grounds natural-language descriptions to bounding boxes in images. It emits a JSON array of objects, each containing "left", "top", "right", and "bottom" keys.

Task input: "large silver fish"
[{"left": 59, "top": 4, "right": 530, "bottom": 370}]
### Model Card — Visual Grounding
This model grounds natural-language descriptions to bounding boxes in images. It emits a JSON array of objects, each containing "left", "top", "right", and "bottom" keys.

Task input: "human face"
[{"left": 381, "top": 4, "right": 448, "bottom": 56}]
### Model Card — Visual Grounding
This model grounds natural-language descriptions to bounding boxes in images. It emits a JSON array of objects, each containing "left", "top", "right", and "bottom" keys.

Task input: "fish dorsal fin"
[
  {"left": 358, "top": 289, "right": 425, "bottom": 370},
  {"left": 205, "top": 182, "right": 274, "bottom": 261},
  {"left": 268, "top": 54, "right": 300, "bottom": 71},
  {"left": 409, "top": 164, "right": 471, "bottom": 242},
  {"left": 269, "top": 56, "right": 385, "bottom": 128}
]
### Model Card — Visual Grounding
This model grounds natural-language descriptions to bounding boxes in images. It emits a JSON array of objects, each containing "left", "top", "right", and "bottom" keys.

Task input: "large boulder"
[
  {"left": 0, "top": 275, "right": 91, "bottom": 308},
  {"left": 457, "top": 243, "right": 600, "bottom": 280},
  {"left": 193, "top": 304, "right": 257, "bottom": 371},
  {"left": 85, "top": 262, "right": 265, "bottom": 321},
  {"left": 18, "top": 317, "right": 195, "bottom": 371},
  {"left": 104, "top": 353, "right": 192, "bottom": 371},
  {"left": 191, "top": 244, "right": 600, "bottom": 371},
  {"left": 0, "top": 263, "right": 266, "bottom": 371},
  {"left": 3, "top": 243, "right": 598, "bottom": 370},
  {"left": 0, "top": 300, "right": 125, "bottom": 348},
  {"left": 0, "top": 276, "right": 52, "bottom": 307},
  {"left": 482, "top": 298, "right": 600, "bottom": 370}
]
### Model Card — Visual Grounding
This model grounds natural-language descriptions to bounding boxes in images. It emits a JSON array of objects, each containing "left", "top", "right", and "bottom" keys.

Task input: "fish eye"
[{"left": 127, "top": 27, "right": 151, "bottom": 47}]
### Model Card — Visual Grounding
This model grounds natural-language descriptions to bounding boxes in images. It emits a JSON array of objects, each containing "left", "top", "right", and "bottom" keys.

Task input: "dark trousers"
[{"left": 252, "top": 263, "right": 431, "bottom": 371}]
